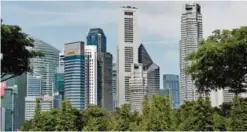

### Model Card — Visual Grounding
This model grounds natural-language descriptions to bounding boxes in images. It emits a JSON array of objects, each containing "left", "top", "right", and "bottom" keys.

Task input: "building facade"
[
  {"left": 27, "top": 74, "right": 41, "bottom": 97},
  {"left": 87, "top": 28, "right": 106, "bottom": 53},
  {"left": 0, "top": 85, "right": 18, "bottom": 131},
  {"left": 64, "top": 41, "right": 85, "bottom": 110},
  {"left": 129, "top": 63, "right": 147, "bottom": 112},
  {"left": 163, "top": 74, "right": 180, "bottom": 108},
  {"left": 179, "top": 3, "right": 203, "bottom": 104},
  {"left": 85, "top": 45, "right": 98, "bottom": 105},
  {"left": 117, "top": 6, "right": 139, "bottom": 107},
  {"left": 25, "top": 96, "right": 53, "bottom": 120},
  {"left": 112, "top": 63, "right": 117, "bottom": 109},
  {"left": 97, "top": 52, "right": 113, "bottom": 111},
  {"left": 138, "top": 44, "right": 160, "bottom": 100}
]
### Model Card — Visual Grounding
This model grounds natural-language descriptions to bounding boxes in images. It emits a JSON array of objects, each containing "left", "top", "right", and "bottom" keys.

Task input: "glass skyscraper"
[
  {"left": 87, "top": 28, "right": 113, "bottom": 111},
  {"left": 87, "top": 28, "right": 106, "bottom": 53},
  {"left": 25, "top": 38, "right": 59, "bottom": 120},
  {"left": 64, "top": 41, "right": 85, "bottom": 110},
  {"left": 163, "top": 74, "right": 180, "bottom": 108},
  {"left": 112, "top": 63, "right": 117, "bottom": 109}
]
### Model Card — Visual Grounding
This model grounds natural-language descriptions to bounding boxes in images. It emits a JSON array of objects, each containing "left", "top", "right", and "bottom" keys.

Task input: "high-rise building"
[
  {"left": 64, "top": 41, "right": 85, "bottom": 110},
  {"left": 117, "top": 6, "right": 139, "bottom": 107},
  {"left": 97, "top": 52, "right": 113, "bottom": 111},
  {"left": 179, "top": 3, "right": 203, "bottom": 104},
  {"left": 25, "top": 38, "right": 59, "bottom": 120},
  {"left": 112, "top": 63, "right": 117, "bottom": 109},
  {"left": 129, "top": 63, "right": 147, "bottom": 112},
  {"left": 87, "top": 28, "right": 113, "bottom": 111},
  {"left": 138, "top": 44, "right": 160, "bottom": 100},
  {"left": 25, "top": 96, "right": 53, "bottom": 120},
  {"left": 54, "top": 52, "right": 65, "bottom": 108},
  {"left": 85, "top": 45, "right": 98, "bottom": 106},
  {"left": 0, "top": 85, "right": 18, "bottom": 131},
  {"left": 27, "top": 74, "right": 41, "bottom": 97},
  {"left": 128, "top": 44, "right": 160, "bottom": 113},
  {"left": 87, "top": 28, "right": 106, "bottom": 53},
  {"left": 30, "top": 38, "right": 60, "bottom": 96},
  {"left": 163, "top": 74, "right": 180, "bottom": 108}
]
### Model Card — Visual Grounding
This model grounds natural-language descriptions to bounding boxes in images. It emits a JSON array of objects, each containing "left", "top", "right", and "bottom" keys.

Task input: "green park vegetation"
[{"left": 1, "top": 20, "right": 246, "bottom": 131}]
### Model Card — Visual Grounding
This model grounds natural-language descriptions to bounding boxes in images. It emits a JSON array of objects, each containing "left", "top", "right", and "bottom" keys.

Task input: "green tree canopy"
[
  {"left": 186, "top": 26, "right": 247, "bottom": 95},
  {"left": 1, "top": 22, "right": 44, "bottom": 82}
]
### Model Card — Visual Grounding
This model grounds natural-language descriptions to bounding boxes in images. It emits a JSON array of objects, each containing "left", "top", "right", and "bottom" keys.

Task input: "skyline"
[{"left": 1, "top": 1, "right": 247, "bottom": 77}]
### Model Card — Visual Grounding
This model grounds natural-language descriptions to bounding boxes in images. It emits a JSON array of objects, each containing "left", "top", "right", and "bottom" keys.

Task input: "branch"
[
  {"left": 1, "top": 74, "right": 18, "bottom": 82},
  {"left": 1, "top": 73, "right": 7, "bottom": 79}
]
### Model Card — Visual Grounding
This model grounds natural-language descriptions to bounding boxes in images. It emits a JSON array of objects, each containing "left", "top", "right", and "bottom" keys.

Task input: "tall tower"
[
  {"left": 64, "top": 41, "right": 85, "bottom": 110},
  {"left": 87, "top": 28, "right": 113, "bottom": 111},
  {"left": 179, "top": 3, "right": 203, "bottom": 105},
  {"left": 117, "top": 6, "right": 139, "bottom": 106}
]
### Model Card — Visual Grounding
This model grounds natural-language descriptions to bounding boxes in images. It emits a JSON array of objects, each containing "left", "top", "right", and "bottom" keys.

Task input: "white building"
[
  {"left": 117, "top": 6, "right": 140, "bottom": 107},
  {"left": 129, "top": 63, "right": 148, "bottom": 112},
  {"left": 59, "top": 52, "right": 65, "bottom": 67},
  {"left": 85, "top": 45, "right": 98, "bottom": 105},
  {"left": 25, "top": 95, "right": 53, "bottom": 120},
  {"left": 179, "top": 3, "right": 203, "bottom": 105}
]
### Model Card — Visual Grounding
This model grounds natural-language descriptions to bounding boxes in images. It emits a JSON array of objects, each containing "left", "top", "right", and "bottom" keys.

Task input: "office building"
[
  {"left": 179, "top": 3, "right": 203, "bottom": 104},
  {"left": 85, "top": 45, "right": 98, "bottom": 106},
  {"left": 97, "top": 52, "right": 113, "bottom": 111},
  {"left": 117, "top": 6, "right": 139, "bottom": 107},
  {"left": 128, "top": 44, "right": 160, "bottom": 112},
  {"left": 112, "top": 63, "right": 117, "bottom": 109},
  {"left": 87, "top": 28, "right": 106, "bottom": 53},
  {"left": 64, "top": 41, "right": 85, "bottom": 110},
  {"left": 0, "top": 85, "right": 18, "bottom": 131},
  {"left": 163, "top": 74, "right": 180, "bottom": 108},
  {"left": 27, "top": 74, "right": 41, "bottom": 97},
  {"left": 160, "top": 88, "right": 170, "bottom": 96},
  {"left": 0, "top": 107, "right": 5, "bottom": 131},
  {"left": 25, "top": 96, "right": 53, "bottom": 120},
  {"left": 138, "top": 44, "right": 160, "bottom": 100},
  {"left": 129, "top": 63, "right": 147, "bottom": 112},
  {"left": 2, "top": 75, "right": 27, "bottom": 130},
  {"left": 30, "top": 38, "right": 60, "bottom": 96}
]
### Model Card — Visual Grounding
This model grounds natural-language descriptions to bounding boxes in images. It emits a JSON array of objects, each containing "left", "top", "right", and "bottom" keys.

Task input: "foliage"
[
  {"left": 186, "top": 26, "right": 247, "bottom": 95},
  {"left": 82, "top": 105, "right": 108, "bottom": 131},
  {"left": 1, "top": 22, "right": 44, "bottom": 82}
]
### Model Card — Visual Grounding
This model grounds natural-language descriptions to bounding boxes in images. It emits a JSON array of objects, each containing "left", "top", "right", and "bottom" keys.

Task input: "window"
[{"left": 124, "top": 12, "right": 133, "bottom": 16}]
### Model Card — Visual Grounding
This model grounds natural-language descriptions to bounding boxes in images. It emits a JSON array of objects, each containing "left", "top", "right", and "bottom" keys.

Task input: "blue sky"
[{"left": 1, "top": 1, "right": 247, "bottom": 86}]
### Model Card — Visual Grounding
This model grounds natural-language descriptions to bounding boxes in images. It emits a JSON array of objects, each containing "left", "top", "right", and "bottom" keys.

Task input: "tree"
[
  {"left": 82, "top": 105, "right": 108, "bottom": 131},
  {"left": 113, "top": 104, "right": 136, "bottom": 131},
  {"left": 1, "top": 22, "right": 44, "bottom": 82},
  {"left": 190, "top": 97, "right": 214, "bottom": 131},
  {"left": 229, "top": 96, "right": 247, "bottom": 130},
  {"left": 213, "top": 112, "right": 226, "bottom": 131},
  {"left": 55, "top": 99, "right": 78, "bottom": 131},
  {"left": 186, "top": 26, "right": 247, "bottom": 95},
  {"left": 148, "top": 94, "right": 173, "bottom": 131},
  {"left": 31, "top": 99, "right": 42, "bottom": 131},
  {"left": 21, "top": 120, "right": 33, "bottom": 131},
  {"left": 178, "top": 100, "right": 196, "bottom": 130}
]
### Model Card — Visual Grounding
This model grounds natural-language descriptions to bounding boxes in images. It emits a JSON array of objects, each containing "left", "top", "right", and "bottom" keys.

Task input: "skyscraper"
[
  {"left": 138, "top": 44, "right": 160, "bottom": 100},
  {"left": 179, "top": 3, "right": 203, "bottom": 104},
  {"left": 64, "top": 41, "right": 85, "bottom": 110},
  {"left": 129, "top": 63, "right": 147, "bottom": 112},
  {"left": 30, "top": 38, "right": 60, "bottom": 96},
  {"left": 87, "top": 28, "right": 113, "bottom": 111},
  {"left": 129, "top": 44, "right": 160, "bottom": 113},
  {"left": 0, "top": 85, "right": 17, "bottom": 131},
  {"left": 117, "top": 6, "right": 139, "bottom": 107},
  {"left": 87, "top": 28, "right": 106, "bottom": 53},
  {"left": 97, "top": 52, "right": 113, "bottom": 111},
  {"left": 112, "top": 63, "right": 117, "bottom": 109},
  {"left": 163, "top": 74, "right": 180, "bottom": 108},
  {"left": 25, "top": 38, "right": 59, "bottom": 120},
  {"left": 85, "top": 45, "right": 98, "bottom": 106}
]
